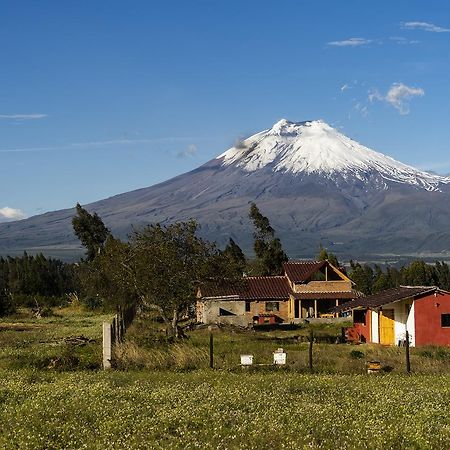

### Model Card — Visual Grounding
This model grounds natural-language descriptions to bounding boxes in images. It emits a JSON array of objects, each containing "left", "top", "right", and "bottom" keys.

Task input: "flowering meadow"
[
  {"left": 1, "top": 309, "right": 450, "bottom": 448},
  {"left": 1, "top": 369, "right": 450, "bottom": 449}
]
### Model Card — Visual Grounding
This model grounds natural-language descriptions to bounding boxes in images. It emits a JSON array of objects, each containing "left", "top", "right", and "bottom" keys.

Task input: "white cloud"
[
  {"left": 327, "top": 37, "right": 373, "bottom": 47},
  {"left": 0, "top": 207, "right": 27, "bottom": 222},
  {"left": 176, "top": 144, "right": 198, "bottom": 159},
  {"left": 0, "top": 114, "right": 47, "bottom": 120},
  {"left": 368, "top": 83, "right": 425, "bottom": 115},
  {"left": 401, "top": 21, "right": 449, "bottom": 33}
]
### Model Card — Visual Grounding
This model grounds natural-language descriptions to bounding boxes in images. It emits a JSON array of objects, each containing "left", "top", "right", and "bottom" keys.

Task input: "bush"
[
  {"left": 81, "top": 295, "right": 104, "bottom": 310},
  {"left": 12, "top": 294, "right": 67, "bottom": 309},
  {"left": 349, "top": 349, "right": 365, "bottom": 359},
  {"left": 0, "top": 290, "right": 15, "bottom": 316}
]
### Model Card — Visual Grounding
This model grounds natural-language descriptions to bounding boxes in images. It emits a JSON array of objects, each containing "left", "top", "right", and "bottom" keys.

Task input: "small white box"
[
  {"left": 273, "top": 352, "right": 287, "bottom": 365},
  {"left": 240, "top": 354, "right": 253, "bottom": 366}
]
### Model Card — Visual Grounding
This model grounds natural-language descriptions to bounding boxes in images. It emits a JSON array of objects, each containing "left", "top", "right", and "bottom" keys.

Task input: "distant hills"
[{"left": 2, "top": 119, "right": 450, "bottom": 262}]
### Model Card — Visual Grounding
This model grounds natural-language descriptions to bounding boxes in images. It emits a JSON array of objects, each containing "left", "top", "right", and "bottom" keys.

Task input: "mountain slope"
[{"left": 2, "top": 119, "right": 450, "bottom": 260}]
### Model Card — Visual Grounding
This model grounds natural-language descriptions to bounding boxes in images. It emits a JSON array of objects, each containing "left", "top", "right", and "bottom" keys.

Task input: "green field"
[{"left": 1, "top": 308, "right": 450, "bottom": 449}]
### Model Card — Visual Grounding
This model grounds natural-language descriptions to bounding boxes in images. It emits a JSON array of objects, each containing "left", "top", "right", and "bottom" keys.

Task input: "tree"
[
  {"left": 78, "top": 236, "right": 137, "bottom": 314},
  {"left": 130, "top": 221, "right": 241, "bottom": 337},
  {"left": 349, "top": 261, "right": 374, "bottom": 295},
  {"left": 401, "top": 260, "right": 436, "bottom": 287},
  {"left": 317, "top": 245, "right": 339, "bottom": 267},
  {"left": 79, "top": 220, "right": 242, "bottom": 338},
  {"left": 223, "top": 238, "right": 246, "bottom": 275},
  {"left": 0, "top": 273, "right": 14, "bottom": 316},
  {"left": 249, "top": 203, "right": 288, "bottom": 275},
  {"left": 72, "top": 203, "right": 110, "bottom": 261}
]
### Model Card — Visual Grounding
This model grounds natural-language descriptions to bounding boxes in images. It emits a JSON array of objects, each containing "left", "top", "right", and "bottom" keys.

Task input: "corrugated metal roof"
[
  {"left": 283, "top": 260, "right": 327, "bottom": 283},
  {"left": 334, "top": 286, "right": 440, "bottom": 313}
]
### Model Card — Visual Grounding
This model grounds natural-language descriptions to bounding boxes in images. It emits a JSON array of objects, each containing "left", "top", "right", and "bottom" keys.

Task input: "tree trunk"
[{"left": 172, "top": 308, "right": 179, "bottom": 339}]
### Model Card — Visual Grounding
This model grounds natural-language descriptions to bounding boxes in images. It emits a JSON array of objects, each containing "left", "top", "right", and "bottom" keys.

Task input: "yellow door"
[{"left": 379, "top": 309, "right": 395, "bottom": 345}]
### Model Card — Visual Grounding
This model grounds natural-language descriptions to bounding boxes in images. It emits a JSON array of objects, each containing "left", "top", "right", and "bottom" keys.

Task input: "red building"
[{"left": 337, "top": 286, "right": 450, "bottom": 347}]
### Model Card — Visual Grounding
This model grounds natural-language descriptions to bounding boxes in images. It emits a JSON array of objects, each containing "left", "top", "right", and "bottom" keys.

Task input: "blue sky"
[{"left": 1, "top": 0, "right": 450, "bottom": 221}]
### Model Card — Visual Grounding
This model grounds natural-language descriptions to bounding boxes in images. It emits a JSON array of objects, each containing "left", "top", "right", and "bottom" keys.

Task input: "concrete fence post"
[{"left": 103, "top": 322, "right": 112, "bottom": 369}]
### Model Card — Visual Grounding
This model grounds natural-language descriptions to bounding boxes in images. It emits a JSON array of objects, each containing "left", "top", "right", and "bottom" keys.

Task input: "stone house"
[{"left": 197, "top": 260, "right": 362, "bottom": 327}]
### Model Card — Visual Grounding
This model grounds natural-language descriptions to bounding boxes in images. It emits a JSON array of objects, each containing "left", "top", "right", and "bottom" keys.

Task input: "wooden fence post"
[
  {"left": 102, "top": 322, "right": 112, "bottom": 370},
  {"left": 405, "top": 330, "right": 411, "bottom": 373},
  {"left": 309, "top": 329, "right": 314, "bottom": 372}
]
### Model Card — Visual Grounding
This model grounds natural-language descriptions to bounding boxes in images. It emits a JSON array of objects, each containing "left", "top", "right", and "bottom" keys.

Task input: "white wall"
[
  {"left": 371, "top": 310, "right": 379, "bottom": 343},
  {"left": 406, "top": 302, "right": 415, "bottom": 347},
  {"left": 380, "top": 300, "right": 414, "bottom": 346},
  {"left": 370, "top": 300, "right": 415, "bottom": 346}
]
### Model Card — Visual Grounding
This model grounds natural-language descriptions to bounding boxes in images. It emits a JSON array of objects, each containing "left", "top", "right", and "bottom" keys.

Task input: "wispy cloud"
[
  {"left": 327, "top": 37, "right": 373, "bottom": 47},
  {"left": 0, "top": 207, "right": 27, "bottom": 222},
  {"left": 354, "top": 102, "right": 369, "bottom": 117},
  {"left": 0, "top": 136, "right": 202, "bottom": 153},
  {"left": 176, "top": 144, "right": 198, "bottom": 159},
  {"left": 401, "top": 21, "right": 449, "bottom": 33},
  {"left": 369, "top": 82, "right": 425, "bottom": 115},
  {"left": 389, "top": 36, "right": 420, "bottom": 45},
  {"left": 0, "top": 113, "right": 47, "bottom": 120}
]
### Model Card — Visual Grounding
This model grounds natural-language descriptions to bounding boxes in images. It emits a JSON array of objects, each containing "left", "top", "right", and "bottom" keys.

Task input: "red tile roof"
[
  {"left": 334, "top": 286, "right": 441, "bottom": 313},
  {"left": 200, "top": 276, "right": 291, "bottom": 300},
  {"left": 242, "top": 277, "right": 291, "bottom": 300},
  {"left": 283, "top": 260, "right": 327, "bottom": 283}
]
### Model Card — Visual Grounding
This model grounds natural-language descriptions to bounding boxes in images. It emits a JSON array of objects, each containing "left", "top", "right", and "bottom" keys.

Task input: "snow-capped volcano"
[
  {"left": 219, "top": 119, "right": 449, "bottom": 191},
  {"left": 2, "top": 117, "right": 450, "bottom": 261}
]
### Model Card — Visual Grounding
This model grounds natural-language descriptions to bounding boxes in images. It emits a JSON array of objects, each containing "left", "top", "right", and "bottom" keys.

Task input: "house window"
[
  {"left": 441, "top": 313, "right": 450, "bottom": 327},
  {"left": 265, "top": 301, "right": 279, "bottom": 312},
  {"left": 245, "top": 301, "right": 251, "bottom": 312}
]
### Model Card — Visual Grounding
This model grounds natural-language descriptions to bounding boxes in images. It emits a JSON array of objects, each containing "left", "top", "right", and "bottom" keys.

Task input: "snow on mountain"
[{"left": 219, "top": 119, "right": 450, "bottom": 191}]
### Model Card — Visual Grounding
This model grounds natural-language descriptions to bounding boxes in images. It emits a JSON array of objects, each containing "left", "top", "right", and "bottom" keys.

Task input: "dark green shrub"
[
  {"left": 349, "top": 349, "right": 365, "bottom": 359},
  {"left": 0, "top": 290, "right": 15, "bottom": 316},
  {"left": 81, "top": 295, "right": 104, "bottom": 310}
]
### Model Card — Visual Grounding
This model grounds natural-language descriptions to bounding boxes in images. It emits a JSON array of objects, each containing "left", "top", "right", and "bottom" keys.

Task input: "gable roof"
[
  {"left": 334, "top": 286, "right": 443, "bottom": 313},
  {"left": 283, "top": 261, "right": 327, "bottom": 283}
]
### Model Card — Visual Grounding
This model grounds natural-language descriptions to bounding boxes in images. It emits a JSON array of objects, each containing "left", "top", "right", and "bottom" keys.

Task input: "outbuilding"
[{"left": 337, "top": 286, "right": 450, "bottom": 347}]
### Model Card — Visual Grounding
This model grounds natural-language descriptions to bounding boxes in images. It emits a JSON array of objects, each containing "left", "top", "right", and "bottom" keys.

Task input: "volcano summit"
[{"left": 2, "top": 119, "right": 450, "bottom": 260}]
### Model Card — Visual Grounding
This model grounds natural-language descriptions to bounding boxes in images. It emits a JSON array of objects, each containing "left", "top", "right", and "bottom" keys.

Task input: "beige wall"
[
  {"left": 197, "top": 298, "right": 290, "bottom": 325},
  {"left": 293, "top": 280, "right": 352, "bottom": 293},
  {"left": 197, "top": 299, "right": 250, "bottom": 327}
]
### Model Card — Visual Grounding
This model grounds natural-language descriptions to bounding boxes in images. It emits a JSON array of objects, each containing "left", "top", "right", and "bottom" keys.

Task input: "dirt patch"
[{"left": 0, "top": 323, "right": 43, "bottom": 332}]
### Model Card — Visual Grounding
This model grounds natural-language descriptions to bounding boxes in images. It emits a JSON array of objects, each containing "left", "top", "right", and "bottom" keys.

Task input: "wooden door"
[{"left": 379, "top": 309, "right": 395, "bottom": 345}]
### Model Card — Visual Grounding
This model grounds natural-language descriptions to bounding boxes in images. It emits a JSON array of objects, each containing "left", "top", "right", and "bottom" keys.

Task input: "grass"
[
  {"left": 0, "top": 306, "right": 112, "bottom": 371},
  {"left": 1, "top": 307, "right": 450, "bottom": 448},
  {"left": 1, "top": 369, "right": 450, "bottom": 449},
  {"left": 116, "top": 315, "right": 450, "bottom": 374}
]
